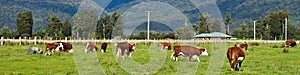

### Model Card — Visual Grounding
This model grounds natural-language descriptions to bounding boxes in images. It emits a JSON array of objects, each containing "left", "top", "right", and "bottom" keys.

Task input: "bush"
[
  {"left": 283, "top": 48, "right": 289, "bottom": 53},
  {"left": 250, "top": 42, "right": 260, "bottom": 46},
  {"left": 272, "top": 45, "right": 279, "bottom": 48}
]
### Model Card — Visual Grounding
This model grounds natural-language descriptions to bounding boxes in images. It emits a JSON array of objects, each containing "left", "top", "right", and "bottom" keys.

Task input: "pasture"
[{"left": 0, "top": 42, "right": 300, "bottom": 75}]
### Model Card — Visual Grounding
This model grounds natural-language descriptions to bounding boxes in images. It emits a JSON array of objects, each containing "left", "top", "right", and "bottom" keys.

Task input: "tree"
[
  {"left": 17, "top": 10, "right": 33, "bottom": 37},
  {"left": 0, "top": 26, "right": 12, "bottom": 38},
  {"left": 209, "top": 19, "right": 222, "bottom": 32},
  {"left": 240, "top": 21, "right": 247, "bottom": 39},
  {"left": 62, "top": 19, "right": 72, "bottom": 37},
  {"left": 192, "top": 13, "right": 210, "bottom": 34},
  {"left": 73, "top": 9, "right": 98, "bottom": 39},
  {"left": 96, "top": 12, "right": 123, "bottom": 39},
  {"left": 111, "top": 12, "right": 123, "bottom": 38},
  {"left": 46, "top": 16, "right": 62, "bottom": 37},
  {"left": 264, "top": 10, "right": 290, "bottom": 40},
  {"left": 176, "top": 20, "right": 193, "bottom": 40},
  {"left": 225, "top": 14, "right": 231, "bottom": 35},
  {"left": 96, "top": 15, "right": 111, "bottom": 39}
]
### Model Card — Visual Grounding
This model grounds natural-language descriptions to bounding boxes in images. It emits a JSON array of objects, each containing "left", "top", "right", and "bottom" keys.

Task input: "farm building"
[{"left": 194, "top": 32, "right": 232, "bottom": 40}]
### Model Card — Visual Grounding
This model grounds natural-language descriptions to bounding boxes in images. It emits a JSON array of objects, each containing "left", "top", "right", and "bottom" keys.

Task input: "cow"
[
  {"left": 227, "top": 45, "right": 245, "bottom": 71},
  {"left": 239, "top": 44, "right": 248, "bottom": 52},
  {"left": 27, "top": 47, "right": 43, "bottom": 54},
  {"left": 85, "top": 42, "right": 98, "bottom": 53},
  {"left": 45, "top": 43, "right": 62, "bottom": 56},
  {"left": 115, "top": 42, "right": 136, "bottom": 59},
  {"left": 56, "top": 42, "right": 73, "bottom": 53},
  {"left": 171, "top": 46, "right": 208, "bottom": 62},
  {"left": 101, "top": 42, "right": 108, "bottom": 53},
  {"left": 161, "top": 42, "right": 171, "bottom": 50},
  {"left": 285, "top": 40, "right": 297, "bottom": 47}
]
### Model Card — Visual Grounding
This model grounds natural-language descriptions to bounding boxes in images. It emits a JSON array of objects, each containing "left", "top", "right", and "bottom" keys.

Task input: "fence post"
[
  {"left": 65, "top": 37, "right": 68, "bottom": 43},
  {"left": 19, "top": 37, "right": 22, "bottom": 45},
  {"left": 1, "top": 37, "right": 3, "bottom": 46},
  {"left": 34, "top": 36, "right": 37, "bottom": 45}
]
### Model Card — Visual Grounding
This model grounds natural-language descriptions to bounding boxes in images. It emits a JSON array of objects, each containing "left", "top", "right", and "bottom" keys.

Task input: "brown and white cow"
[
  {"left": 85, "top": 42, "right": 98, "bottom": 53},
  {"left": 171, "top": 46, "right": 208, "bottom": 62},
  {"left": 161, "top": 42, "right": 171, "bottom": 50},
  {"left": 56, "top": 42, "right": 73, "bottom": 53},
  {"left": 45, "top": 43, "right": 62, "bottom": 56},
  {"left": 239, "top": 44, "right": 248, "bottom": 52},
  {"left": 227, "top": 45, "right": 245, "bottom": 71},
  {"left": 101, "top": 42, "right": 108, "bottom": 53},
  {"left": 115, "top": 42, "right": 136, "bottom": 59},
  {"left": 286, "top": 40, "right": 297, "bottom": 47}
]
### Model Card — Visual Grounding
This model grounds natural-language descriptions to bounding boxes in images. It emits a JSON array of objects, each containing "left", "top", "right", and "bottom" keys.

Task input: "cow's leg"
[
  {"left": 122, "top": 49, "right": 126, "bottom": 59},
  {"left": 116, "top": 48, "right": 121, "bottom": 59},
  {"left": 161, "top": 46, "right": 164, "bottom": 50},
  {"left": 230, "top": 60, "right": 236, "bottom": 71},
  {"left": 101, "top": 49, "right": 104, "bottom": 53}
]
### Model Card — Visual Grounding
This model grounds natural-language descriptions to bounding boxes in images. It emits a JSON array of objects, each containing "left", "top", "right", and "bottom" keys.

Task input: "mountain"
[{"left": 1, "top": 0, "right": 300, "bottom": 33}]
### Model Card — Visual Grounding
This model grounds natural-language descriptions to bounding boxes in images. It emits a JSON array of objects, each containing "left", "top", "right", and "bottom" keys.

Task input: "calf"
[
  {"left": 101, "top": 42, "right": 108, "bottom": 53},
  {"left": 171, "top": 46, "right": 208, "bottom": 62},
  {"left": 45, "top": 43, "right": 62, "bottom": 56},
  {"left": 286, "top": 40, "right": 297, "bottom": 47},
  {"left": 227, "top": 45, "right": 245, "bottom": 71},
  {"left": 85, "top": 42, "right": 98, "bottom": 53},
  {"left": 27, "top": 47, "right": 43, "bottom": 54},
  {"left": 161, "top": 42, "right": 171, "bottom": 50},
  {"left": 115, "top": 42, "right": 136, "bottom": 59},
  {"left": 239, "top": 44, "right": 248, "bottom": 52},
  {"left": 56, "top": 42, "right": 73, "bottom": 53}
]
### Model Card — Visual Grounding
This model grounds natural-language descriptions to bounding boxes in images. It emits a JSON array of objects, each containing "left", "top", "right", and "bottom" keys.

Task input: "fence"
[{"left": 0, "top": 37, "right": 297, "bottom": 46}]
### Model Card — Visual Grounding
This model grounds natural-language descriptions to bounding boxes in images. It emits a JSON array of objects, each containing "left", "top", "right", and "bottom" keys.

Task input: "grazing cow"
[
  {"left": 56, "top": 42, "right": 73, "bottom": 53},
  {"left": 101, "top": 42, "right": 108, "bottom": 53},
  {"left": 45, "top": 43, "right": 62, "bottom": 56},
  {"left": 227, "top": 45, "right": 245, "bottom": 71},
  {"left": 161, "top": 42, "right": 171, "bottom": 50},
  {"left": 85, "top": 42, "right": 98, "bottom": 53},
  {"left": 27, "top": 47, "right": 43, "bottom": 54},
  {"left": 171, "top": 46, "right": 208, "bottom": 62},
  {"left": 115, "top": 42, "right": 136, "bottom": 59},
  {"left": 286, "top": 40, "right": 297, "bottom": 47},
  {"left": 239, "top": 44, "right": 248, "bottom": 52}
]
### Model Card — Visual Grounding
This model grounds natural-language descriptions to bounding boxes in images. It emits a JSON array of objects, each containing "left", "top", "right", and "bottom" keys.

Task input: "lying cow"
[
  {"left": 45, "top": 43, "right": 62, "bottom": 56},
  {"left": 171, "top": 46, "right": 208, "bottom": 62},
  {"left": 56, "top": 42, "right": 73, "bottom": 53},
  {"left": 227, "top": 45, "right": 245, "bottom": 71},
  {"left": 286, "top": 40, "right": 297, "bottom": 47},
  {"left": 27, "top": 47, "right": 43, "bottom": 54},
  {"left": 161, "top": 42, "right": 171, "bottom": 50},
  {"left": 101, "top": 42, "right": 108, "bottom": 53},
  {"left": 115, "top": 42, "right": 136, "bottom": 59},
  {"left": 239, "top": 44, "right": 248, "bottom": 52},
  {"left": 85, "top": 42, "right": 98, "bottom": 53}
]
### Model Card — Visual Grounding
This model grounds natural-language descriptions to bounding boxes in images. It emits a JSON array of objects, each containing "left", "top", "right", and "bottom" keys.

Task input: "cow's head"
[
  {"left": 129, "top": 43, "right": 136, "bottom": 52},
  {"left": 56, "top": 43, "right": 64, "bottom": 51},
  {"left": 200, "top": 48, "right": 208, "bottom": 56}
]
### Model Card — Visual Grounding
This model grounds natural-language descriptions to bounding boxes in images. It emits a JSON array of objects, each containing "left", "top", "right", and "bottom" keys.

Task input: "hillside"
[{"left": 1, "top": 0, "right": 300, "bottom": 33}]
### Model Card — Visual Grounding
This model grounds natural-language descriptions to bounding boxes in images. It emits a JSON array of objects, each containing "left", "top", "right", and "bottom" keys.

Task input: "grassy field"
[{"left": 0, "top": 42, "right": 300, "bottom": 75}]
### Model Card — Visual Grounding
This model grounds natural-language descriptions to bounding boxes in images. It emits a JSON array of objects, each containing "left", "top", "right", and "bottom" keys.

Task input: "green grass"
[{"left": 0, "top": 43, "right": 300, "bottom": 75}]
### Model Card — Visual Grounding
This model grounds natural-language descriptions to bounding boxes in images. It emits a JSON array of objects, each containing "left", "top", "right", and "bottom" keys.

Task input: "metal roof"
[{"left": 194, "top": 32, "right": 232, "bottom": 38}]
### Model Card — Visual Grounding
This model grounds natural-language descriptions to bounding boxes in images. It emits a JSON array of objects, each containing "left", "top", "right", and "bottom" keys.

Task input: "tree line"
[{"left": 232, "top": 10, "right": 300, "bottom": 40}]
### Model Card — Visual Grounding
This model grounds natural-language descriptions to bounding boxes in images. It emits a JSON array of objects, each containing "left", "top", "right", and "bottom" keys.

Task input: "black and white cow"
[{"left": 27, "top": 47, "right": 43, "bottom": 54}]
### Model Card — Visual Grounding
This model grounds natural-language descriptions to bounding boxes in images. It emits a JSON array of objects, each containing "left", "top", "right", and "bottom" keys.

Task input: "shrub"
[
  {"left": 283, "top": 48, "right": 289, "bottom": 53},
  {"left": 250, "top": 42, "right": 260, "bottom": 46}
]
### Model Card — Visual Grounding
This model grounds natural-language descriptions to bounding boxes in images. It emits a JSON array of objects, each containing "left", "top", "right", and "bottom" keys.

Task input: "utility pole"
[
  {"left": 285, "top": 18, "right": 288, "bottom": 40},
  {"left": 254, "top": 21, "right": 256, "bottom": 40},
  {"left": 146, "top": 11, "right": 151, "bottom": 40}
]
